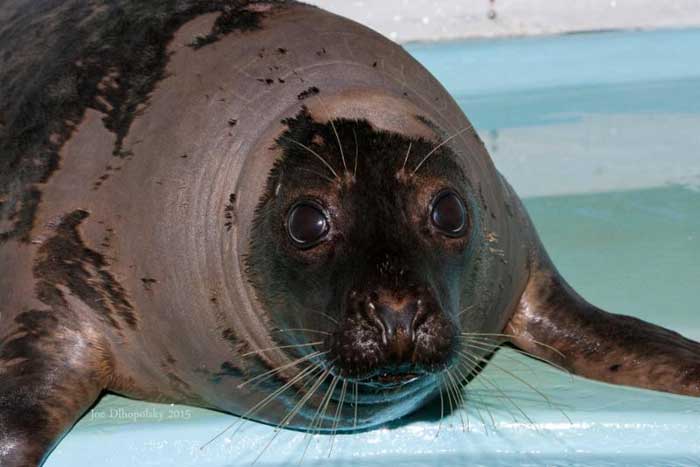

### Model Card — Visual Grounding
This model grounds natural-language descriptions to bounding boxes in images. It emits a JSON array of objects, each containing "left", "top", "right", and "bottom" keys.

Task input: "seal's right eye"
[
  {"left": 430, "top": 190, "right": 468, "bottom": 237},
  {"left": 286, "top": 201, "right": 329, "bottom": 248}
]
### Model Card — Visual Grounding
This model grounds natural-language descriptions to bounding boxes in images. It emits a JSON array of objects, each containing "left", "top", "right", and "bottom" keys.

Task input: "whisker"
[
  {"left": 352, "top": 126, "right": 359, "bottom": 178},
  {"left": 412, "top": 125, "right": 473, "bottom": 175},
  {"left": 463, "top": 348, "right": 572, "bottom": 425},
  {"left": 201, "top": 362, "right": 318, "bottom": 450},
  {"left": 443, "top": 373, "right": 455, "bottom": 424},
  {"left": 461, "top": 336, "right": 574, "bottom": 381},
  {"left": 252, "top": 365, "right": 326, "bottom": 464},
  {"left": 401, "top": 141, "right": 412, "bottom": 171},
  {"left": 460, "top": 342, "right": 547, "bottom": 383},
  {"left": 294, "top": 367, "right": 332, "bottom": 464},
  {"left": 301, "top": 375, "right": 339, "bottom": 464},
  {"left": 238, "top": 350, "right": 326, "bottom": 389},
  {"left": 472, "top": 376, "right": 519, "bottom": 425},
  {"left": 296, "top": 167, "right": 336, "bottom": 184},
  {"left": 241, "top": 341, "right": 322, "bottom": 358},
  {"left": 316, "top": 94, "right": 347, "bottom": 172},
  {"left": 451, "top": 361, "right": 490, "bottom": 432},
  {"left": 280, "top": 136, "right": 339, "bottom": 179},
  {"left": 460, "top": 332, "right": 566, "bottom": 359},
  {"left": 328, "top": 378, "right": 348, "bottom": 457},
  {"left": 445, "top": 370, "right": 468, "bottom": 433},
  {"left": 310, "top": 309, "right": 339, "bottom": 325},
  {"left": 435, "top": 375, "right": 445, "bottom": 439},
  {"left": 274, "top": 328, "right": 331, "bottom": 336},
  {"left": 353, "top": 382, "right": 359, "bottom": 430},
  {"left": 460, "top": 338, "right": 572, "bottom": 378},
  {"left": 461, "top": 349, "right": 547, "bottom": 402},
  {"left": 459, "top": 350, "right": 536, "bottom": 427},
  {"left": 317, "top": 376, "right": 339, "bottom": 433},
  {"left": 457, "top": 304, "right": 475, "bottom": 317},
  {"left": 452, "top": 363, "right": 482, "bottom": 432}
]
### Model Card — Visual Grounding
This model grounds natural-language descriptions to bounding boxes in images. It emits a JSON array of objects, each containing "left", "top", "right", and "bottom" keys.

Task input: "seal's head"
[{"left": 246, "top": 104, "right": 482, "bottom": 411}]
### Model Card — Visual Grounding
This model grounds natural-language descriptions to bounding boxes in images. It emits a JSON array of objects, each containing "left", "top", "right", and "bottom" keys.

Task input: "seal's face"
[{"left": 247, "top": 108, "right": 478, "bottom": 402}]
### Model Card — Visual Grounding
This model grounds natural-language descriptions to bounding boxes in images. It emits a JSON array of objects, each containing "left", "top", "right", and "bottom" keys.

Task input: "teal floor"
[{"left": 46, "top": 28, "right": 700, "bottom": 466}]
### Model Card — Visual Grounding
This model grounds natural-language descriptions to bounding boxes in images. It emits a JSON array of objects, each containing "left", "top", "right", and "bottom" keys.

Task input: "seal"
[{"left": 1, "top": 1, "right": 698, "bottom": 465}]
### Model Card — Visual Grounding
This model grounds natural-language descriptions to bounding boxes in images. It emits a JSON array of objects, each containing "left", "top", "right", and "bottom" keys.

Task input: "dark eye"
[
  {"left": 287, "top": 201, "right": 329, "bottom": 247},
  {"left": 431, "top": 190, "right": 467, "bottom": 236}
]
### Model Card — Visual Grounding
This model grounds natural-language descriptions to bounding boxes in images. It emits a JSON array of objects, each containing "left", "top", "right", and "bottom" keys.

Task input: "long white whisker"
[
  {"left": 460, "top": 332, "right": 566, "bottom": 359},
  {"left": 201, "top": 362, "right": 318, "bottom": 450},
  {"left": 296, "top": 167, "right": 335, "bottom": 183},
  {"left": 459, "top": 350, "right": 536, "bottom": 427},
  {"left": 460, "top": 336, "right": 573, "bottom": 378},
  {"left": 451, "top": 358, "right": 492, "bottom": 432},
  {"left": 457, "top": 304, "right": 475, "bottom": 317},
  {"left": 280, "top": 136, "right": 339, "bottom": 179},
  {"left": 473, "top": 374, "right": 519, "bottom": 425},
  {"left": 238, "top": 350, "right": 326, "bottom": 389},
  {"left": 316, "top": 94, "right": 347, "bottom": 172},
  {"left": 310, "top": 309, "right": 339, "bottom": 325},
  {"left": 435, "top": 375, "right": 445, "bottom": 439},
  {"left": 445, "top": 370, "right": 467, "bottom": 433},
  {"left": 412, "top": 125, "right": 473, "bottom": 174},
  {"left": 241, "top": 341, "right": 322, "bottom": 358},
  {"left": 401, "top": 141, "right": 412, "bottom": 171},
  {"left": 352, "top": 127, "right": 359, "bottom": 177},
  {"left": 460, "top": 339, "right": 545, "bottom": 377},
  {"left": 274, "top": 328, "right": 331, "bottom": 336},
  {"left": 328, "top": 378, "right": 348, "bottom": 457},
  {"left": 301, "top": 374, "right": 339, "bottom": 463},
  {"left": 353, "top": 382, "right": 359, "bottom": 430},
  {"left": 252, "top": 365, "right": 325, "bottom": 464},
  {"left": 462, "top": 347, "right": 572, "bottom": 426}
]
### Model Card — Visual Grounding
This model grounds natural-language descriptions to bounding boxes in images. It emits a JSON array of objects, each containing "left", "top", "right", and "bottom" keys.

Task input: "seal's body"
[{"left": 1, "top": 1, "right": 698, "bottom": 465}]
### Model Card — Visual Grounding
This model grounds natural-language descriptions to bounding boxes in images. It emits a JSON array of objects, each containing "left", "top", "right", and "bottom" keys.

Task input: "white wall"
[{"left": 307, "top": 0, "right": 700, "bottom": 43}]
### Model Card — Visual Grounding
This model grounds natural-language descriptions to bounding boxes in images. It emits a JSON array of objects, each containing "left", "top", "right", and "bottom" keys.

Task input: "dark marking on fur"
[
  {"left": 188, "top": 3, "right": 269, "bottom": 49},
  {"left": 141, "top": 277, "right": 157, "bottom": 291},
  {"left": 164, "top": 352, "right": 177, "bottom": 365},
  {"left": 33, "top": 210, "right": 137, "bottom": 329},
  {"left": 0, "top": 0, "right": 285, "bottom": 245},
  {"left": 224, "top": 193, "right": 237, "bottom": 231},
  {"left": 297, "top": 86, "right": 319, "bottom": 100},
  {"left": 221, "top": 328, "right": 238, "bottom": 344},
  {"left": 209, "top": 361, "right": 245, "bottom": 383},
  {"left": 92, "top": 173, "right": 110, "bottom": 190}
]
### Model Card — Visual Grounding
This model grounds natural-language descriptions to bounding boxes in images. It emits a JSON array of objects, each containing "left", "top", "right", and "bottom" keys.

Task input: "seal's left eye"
[
  {"left": 431, "top": 190, "right": 467, "bottom": 236},
  {"left": 287, "top": 202, "right": 329, "bottom": 247}
]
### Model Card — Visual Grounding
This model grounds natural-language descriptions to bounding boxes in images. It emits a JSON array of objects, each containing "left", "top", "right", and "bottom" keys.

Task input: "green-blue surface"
[{"left": 46, "top": 28, "right": 700, "bottom": 466}]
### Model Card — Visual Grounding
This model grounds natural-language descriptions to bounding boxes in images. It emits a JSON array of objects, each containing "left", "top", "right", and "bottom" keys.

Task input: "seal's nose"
[{"left": 367, "top": 298, "right": 424, "bottom": 362}]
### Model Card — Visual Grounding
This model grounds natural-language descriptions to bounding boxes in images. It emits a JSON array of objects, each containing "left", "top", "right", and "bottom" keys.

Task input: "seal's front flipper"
[
  {"left": 0, "top": 310, "right": 114, "bottom": 466},
  {"left": 505, "top": 256, "right": 700, "bottom": 397}
]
